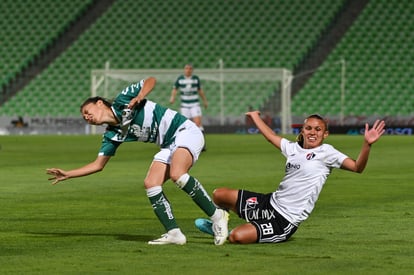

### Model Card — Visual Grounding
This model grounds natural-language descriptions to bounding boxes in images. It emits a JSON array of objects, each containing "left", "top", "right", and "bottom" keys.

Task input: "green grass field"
[{"left": 0, "top": 134, "right": 413, "bottom": 274}]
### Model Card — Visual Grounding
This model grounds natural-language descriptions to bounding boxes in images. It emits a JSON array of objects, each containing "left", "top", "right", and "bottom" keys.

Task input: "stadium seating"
[
  {"left": 0, "top": 0, "right": 92, "bottom": 90},
  {"left": 292, "top": 0, "right": 414, "bottom": 118},
  {"left": 0, "top": 0, "right": 344, "bottom": 118},
  {"left": 3, "top": 0, "right": 412, "bottom": 121}
]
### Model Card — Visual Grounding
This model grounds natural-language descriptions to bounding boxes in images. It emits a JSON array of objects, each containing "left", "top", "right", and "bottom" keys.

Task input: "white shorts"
[
  {"left": 180, "top": 105, "right": 202, "bottom": 119},
  {"left": 153, "top": 120, "right": 204, "bottom": 165}
]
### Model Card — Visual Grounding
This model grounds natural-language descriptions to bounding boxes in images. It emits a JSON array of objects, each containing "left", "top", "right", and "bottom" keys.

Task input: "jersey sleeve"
[
  {"left": 113, "top": 79, "right": 145, "bottom": 108},
  {"left": 325, "top": 144, "right": 349, "bottom": 168},
  {"left": 173, "top": 77, "right": 180, "bottom": 89},
  {"left": 280, "top": 138, "right": 293, "bottom": 157},
  {"left": 195, "top": 75, "right": 201, "bottom": 89},
  {"left": 98, "top": 135, "right": 122, "bottom": 156}
]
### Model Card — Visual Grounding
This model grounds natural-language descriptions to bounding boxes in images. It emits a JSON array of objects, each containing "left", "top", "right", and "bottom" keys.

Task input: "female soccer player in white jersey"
[
  {"left": 196, "top": 111, "right": 385, "bottom": 244},
  {"left": 46, "top": 77, "right": 228, "bottom": 246}
]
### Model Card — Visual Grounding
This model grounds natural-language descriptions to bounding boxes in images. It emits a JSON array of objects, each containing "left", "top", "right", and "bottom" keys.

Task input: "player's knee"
[
  {"left": 212, "top": 188, "right": 229, "bottom": 204},
  {"left": 228, "top": 227, "right": 257, "bottom": 244},
  {"left": 169, "top": 162, "right": 190, "bottom": 183},
  {"left": 143, "top": 177, "right": 159, "bottom": 189},
  {"left": 228, "top": 230, "right": 245, "bottom": 244},
  {"left": 173, "top": 173, "right": 189, "bottom": 188},
  {"left": 212, "top": 188, "right": 221, "bottom": 202},
  {"left": 143, "top": 178, "right": 149, "bottom": 189}
]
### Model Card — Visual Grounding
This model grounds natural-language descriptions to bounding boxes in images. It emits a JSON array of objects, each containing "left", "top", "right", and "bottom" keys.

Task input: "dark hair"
[
  {"left": 296, "top": 114, "right": 328, "bottom": 147},
  {"left": 80, "top": 96, "right": 112, "bottom": 112}
]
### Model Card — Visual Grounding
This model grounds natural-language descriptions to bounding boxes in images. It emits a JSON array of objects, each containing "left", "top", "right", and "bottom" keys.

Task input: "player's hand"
[
  {"left": 364, "top": 120, "right": 385, "bottom": 145},
  {"left": 127, "top": 95, "right": 144, "bottom": 109},
  {"left": 245, "top": 111, "right": 260, "bottom": 117},
  {"left": 46, "top": 168, "right": 69, "bottom": 185},
  {"left": 169, "top": 96, "right": 175, "bottom": 104}
]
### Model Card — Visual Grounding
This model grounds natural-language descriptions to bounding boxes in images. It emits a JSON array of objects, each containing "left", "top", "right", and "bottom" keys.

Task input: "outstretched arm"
[
  {"left": 46, "top": 155, "right": 111, "bottom": 185},
  {"left": 127, "top": 77, "right": 157, "bottom": 109},
  {"left": 341, "top": 120, "right": 386, "bottom": 173},
  {"left": 246, "top": 111, "right": 283, "bottom": 149}
]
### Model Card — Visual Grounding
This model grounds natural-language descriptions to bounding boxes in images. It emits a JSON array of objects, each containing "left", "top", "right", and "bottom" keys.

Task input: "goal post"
[{"left": 91, "top": 64, "right": 292, "bottom": 134}]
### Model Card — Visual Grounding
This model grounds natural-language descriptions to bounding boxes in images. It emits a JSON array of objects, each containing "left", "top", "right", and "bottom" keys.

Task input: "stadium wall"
[{"left": 0, "top": 116, "right": 412, "bottom": 136}]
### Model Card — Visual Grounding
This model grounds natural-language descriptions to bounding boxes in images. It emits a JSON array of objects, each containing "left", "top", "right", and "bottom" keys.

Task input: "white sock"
[{"left": 146, "top": 186, "right": 162, "bottom": 197}]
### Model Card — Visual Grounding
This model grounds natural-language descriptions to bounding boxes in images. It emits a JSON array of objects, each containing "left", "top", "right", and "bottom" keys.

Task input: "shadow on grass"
[{"left": 26, "top": 231, "right": 149, "bottom": 242}]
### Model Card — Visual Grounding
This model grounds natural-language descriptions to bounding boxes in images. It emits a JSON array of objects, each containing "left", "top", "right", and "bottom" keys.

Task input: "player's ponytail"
[{"left": 296, "top": 131, "right": 304, "bottom": 147}]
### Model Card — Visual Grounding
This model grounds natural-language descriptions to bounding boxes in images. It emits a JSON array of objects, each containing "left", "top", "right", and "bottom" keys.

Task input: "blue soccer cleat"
[{"left": 195, "top": 218, "right": 215, "bottom": 236}]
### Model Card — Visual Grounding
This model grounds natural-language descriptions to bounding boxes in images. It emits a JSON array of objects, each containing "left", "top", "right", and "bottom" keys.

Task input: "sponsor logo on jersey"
[
  {"left": 244, "top": 197, "right": 276, "bottom": 221},
  {"left": 285, "top": 162, "right": 300, "bottom": 172},
  {"left": 246, "top": 209, "right": 276, "bottom": 221}
]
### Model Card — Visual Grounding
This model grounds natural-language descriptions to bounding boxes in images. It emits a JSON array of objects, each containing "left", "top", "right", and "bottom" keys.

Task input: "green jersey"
[
  {"left": 99, "top": 80, "right": 188, "bottom": 156},
  {"left": 173, "top": 75, "right": 202, "bottom": 107}
]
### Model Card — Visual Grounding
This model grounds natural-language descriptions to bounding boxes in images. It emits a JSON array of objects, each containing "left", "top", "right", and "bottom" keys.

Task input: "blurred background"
[{"left": 1, "top": 0, "right": 413, "bottom": 135}]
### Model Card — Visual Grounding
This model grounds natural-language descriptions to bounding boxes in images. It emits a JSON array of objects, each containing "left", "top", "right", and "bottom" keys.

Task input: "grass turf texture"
[{"left": 0, "top": 134, "right": 413, "bottom": 274}]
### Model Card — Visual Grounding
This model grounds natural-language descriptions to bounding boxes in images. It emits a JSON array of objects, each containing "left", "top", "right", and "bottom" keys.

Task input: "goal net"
[{"left": 91, "top": 64, "right": 292, "bottom": 134}]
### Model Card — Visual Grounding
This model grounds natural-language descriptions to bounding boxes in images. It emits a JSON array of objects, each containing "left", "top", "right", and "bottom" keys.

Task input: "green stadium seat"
[
  {"left": 293, "top": 0, "right": 413, "bottom": 118},
  {"left": 3, "top": 0, "right": 376, "bottom": 120}
]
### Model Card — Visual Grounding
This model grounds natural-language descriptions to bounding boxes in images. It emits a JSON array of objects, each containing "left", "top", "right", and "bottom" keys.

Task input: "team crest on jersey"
[
  {"left": 246, "top": 197, "right": 259, "bottom": 209},
  {"left": 306, "top": 152, "right": 316, "bottom": 160}
]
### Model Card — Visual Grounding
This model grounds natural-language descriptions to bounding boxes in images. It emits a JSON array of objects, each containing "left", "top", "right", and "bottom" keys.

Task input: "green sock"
[
  {"left": 179, "top": 174, "right": 216, "bottom": 217},
  {"left": 147, "top": 189, "right": 178, "bottom": 232}
]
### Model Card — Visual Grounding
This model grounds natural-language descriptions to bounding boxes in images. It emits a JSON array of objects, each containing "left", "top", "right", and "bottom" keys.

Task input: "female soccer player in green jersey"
[
  {"left": 46, "top": 77, "right": 228, "bottom": 245},
  {"left": 196, "top": 111, "right": 385, "bottom": 244},
  {"left": 170, "top": 64, "right": 208, "bottom": 151}
]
